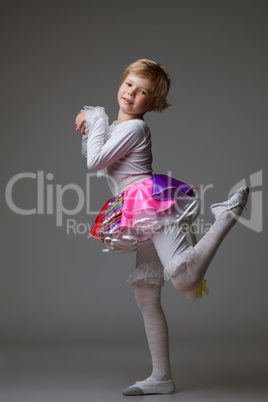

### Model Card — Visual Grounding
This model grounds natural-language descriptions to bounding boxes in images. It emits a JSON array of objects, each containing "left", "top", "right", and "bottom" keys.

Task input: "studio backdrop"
[{"left": 1, "top": 0, "right": 267, "bottom": 346}]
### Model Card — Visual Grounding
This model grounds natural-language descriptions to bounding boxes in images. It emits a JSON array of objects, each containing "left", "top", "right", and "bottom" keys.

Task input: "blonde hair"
[{"left": 120, "top": 59, "right": 171, "bottom": 112}]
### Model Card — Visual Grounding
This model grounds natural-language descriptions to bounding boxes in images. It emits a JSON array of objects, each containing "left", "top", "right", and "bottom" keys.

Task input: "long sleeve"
[
  {"left": 82, "top": 107, "right": 147, "bottom": 172},
  {"left": 81, "top": 106, "right": 108, "bottom": 159}
]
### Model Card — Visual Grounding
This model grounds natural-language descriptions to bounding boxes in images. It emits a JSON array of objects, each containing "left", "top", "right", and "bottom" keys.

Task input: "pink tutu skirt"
[{"left": 90, "top": 174, "right": 199, "bottom": 253}]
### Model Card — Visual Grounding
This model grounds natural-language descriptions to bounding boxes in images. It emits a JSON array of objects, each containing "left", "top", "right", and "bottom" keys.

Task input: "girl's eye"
[
  {"left": 126, "top": 82, "right": 131, "bottom": 87},
  {"left": 139, "top": 90, "right": 146, "bottom": 95}
]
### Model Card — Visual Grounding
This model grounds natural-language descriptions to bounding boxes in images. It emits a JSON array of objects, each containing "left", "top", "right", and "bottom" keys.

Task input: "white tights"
[
  {"left": 166, "top": 211, "right": 239, "bottom": 293},
  {"left": 135, "top": 283, "right": 172, "bottom": 381}
]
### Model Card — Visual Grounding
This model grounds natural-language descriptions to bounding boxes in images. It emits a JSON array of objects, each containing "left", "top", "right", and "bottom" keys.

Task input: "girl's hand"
[{"left": 75, "top": 111, "right": 86, "bottom": 135}]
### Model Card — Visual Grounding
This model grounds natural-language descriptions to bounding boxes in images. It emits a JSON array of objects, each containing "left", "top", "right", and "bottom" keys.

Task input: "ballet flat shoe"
[
  {"left": 210, "top": 186, "right": 249, "bottom": 220},
  {"left": 122, "top": 378, "right": 175, "bottom": 396}
]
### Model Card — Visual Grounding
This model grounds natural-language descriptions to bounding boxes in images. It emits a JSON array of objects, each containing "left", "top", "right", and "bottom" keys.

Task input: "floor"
[{"left": 0, "top": 341, "right": 267, "bottom": 402}]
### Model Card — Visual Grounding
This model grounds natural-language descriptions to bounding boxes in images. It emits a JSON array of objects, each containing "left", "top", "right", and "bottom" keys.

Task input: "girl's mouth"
[{"left": 123, "top": 97, "right": 133, "bottom": 105}]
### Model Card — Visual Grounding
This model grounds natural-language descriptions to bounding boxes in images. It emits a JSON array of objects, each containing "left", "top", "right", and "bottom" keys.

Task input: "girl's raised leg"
[{"left": 163, "top": 186, "right": 249, "bottom": 295}]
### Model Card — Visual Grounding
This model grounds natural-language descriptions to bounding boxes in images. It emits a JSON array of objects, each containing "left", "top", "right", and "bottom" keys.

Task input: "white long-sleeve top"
[{"left": 81, "top": 106, "right": 153, "bottom": 196}]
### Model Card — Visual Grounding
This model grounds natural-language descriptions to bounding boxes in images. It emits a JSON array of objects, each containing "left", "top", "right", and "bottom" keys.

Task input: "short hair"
[{"left": 120, "top": 59, "right": 171, "bottom": 112}]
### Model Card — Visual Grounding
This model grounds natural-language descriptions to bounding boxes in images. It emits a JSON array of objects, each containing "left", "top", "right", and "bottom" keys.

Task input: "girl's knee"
[{"left": 171, "top": 275, "right": 202, "bottom": 294}]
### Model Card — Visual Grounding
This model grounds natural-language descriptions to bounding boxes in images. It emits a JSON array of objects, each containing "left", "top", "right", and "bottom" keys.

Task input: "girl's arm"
[{"left": 81, "top": 107, "right": 145, "bottom": 172}]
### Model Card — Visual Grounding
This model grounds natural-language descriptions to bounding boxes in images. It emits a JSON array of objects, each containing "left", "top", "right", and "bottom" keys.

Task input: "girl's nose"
[{"left": 128, "top": 88, "right": 135, "bottom": 96}]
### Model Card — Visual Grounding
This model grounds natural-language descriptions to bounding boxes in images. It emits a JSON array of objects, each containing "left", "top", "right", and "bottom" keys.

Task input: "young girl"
[{"left": 75, "top": 59, "right": 249, "bottom": 396}]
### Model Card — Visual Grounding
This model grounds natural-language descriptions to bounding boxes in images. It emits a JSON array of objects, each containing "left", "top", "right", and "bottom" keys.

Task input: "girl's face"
[{"left": 117, "top": 73, "right": 154, "bottom": 120}]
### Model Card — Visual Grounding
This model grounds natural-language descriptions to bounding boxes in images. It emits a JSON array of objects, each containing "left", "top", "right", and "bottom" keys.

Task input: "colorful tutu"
[{"left": 90, "top": 174, "right": 200, "bottom": 253}]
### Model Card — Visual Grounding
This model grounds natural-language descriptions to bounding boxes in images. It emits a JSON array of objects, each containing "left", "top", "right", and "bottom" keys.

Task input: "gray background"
[{"left": 1, "top": 0, "right": 267, "bottom": 401}]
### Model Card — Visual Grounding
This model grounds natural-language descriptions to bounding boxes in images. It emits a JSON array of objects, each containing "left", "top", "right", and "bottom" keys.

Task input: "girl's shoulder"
[
  {"left": 111, "top": 118, "right": 150, "bottom": 133},
  {"left": 110, "top": 120, "right": 150, "bottom": 143}
]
